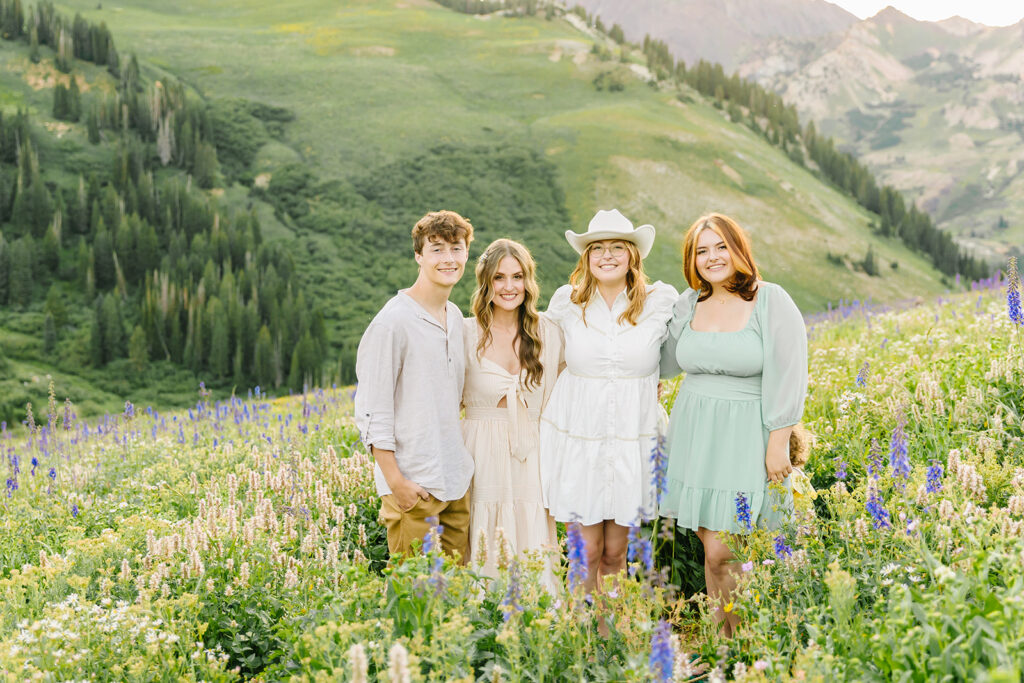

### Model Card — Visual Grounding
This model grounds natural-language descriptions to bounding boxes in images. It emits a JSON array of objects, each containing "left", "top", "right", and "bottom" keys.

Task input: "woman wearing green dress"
[{"left": 659, "top": 213, "right": 807, "bottom": 637}]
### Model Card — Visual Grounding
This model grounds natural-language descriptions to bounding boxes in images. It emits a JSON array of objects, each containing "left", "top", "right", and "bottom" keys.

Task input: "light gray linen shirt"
[{"left": 354, "top": 291, "right": 473, "bottom": 501}]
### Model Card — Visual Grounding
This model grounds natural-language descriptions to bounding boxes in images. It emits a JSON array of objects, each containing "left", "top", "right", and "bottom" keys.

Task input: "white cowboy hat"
[{"left": 565, "top": 209, "right": 656, "bottom": 259}]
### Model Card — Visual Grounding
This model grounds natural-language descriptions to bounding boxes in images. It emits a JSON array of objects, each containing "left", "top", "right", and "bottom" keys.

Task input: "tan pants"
[{"left": 379, "top": 490, "right": 471, "bottom": 564}]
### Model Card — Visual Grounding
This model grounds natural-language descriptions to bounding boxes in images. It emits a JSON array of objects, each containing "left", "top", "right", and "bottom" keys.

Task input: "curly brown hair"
[{"left": 412, "top": 210, "right": 475, "bottom": 254}]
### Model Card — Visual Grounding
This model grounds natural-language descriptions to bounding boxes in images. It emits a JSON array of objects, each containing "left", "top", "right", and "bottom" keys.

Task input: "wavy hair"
[
  {"left": 470, "top": 239, "right": 544, "bottom": 390},
  {"left": 682, "top": 213, "right": 759, "bottom": 302},
  {"left": 569, "top": 241, "right": 650, "bottom": 326}
]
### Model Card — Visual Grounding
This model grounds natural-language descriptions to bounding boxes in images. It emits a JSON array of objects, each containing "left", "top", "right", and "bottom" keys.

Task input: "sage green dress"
[{"left": 659, "top": 283, "right": 807, "bottom": 534}]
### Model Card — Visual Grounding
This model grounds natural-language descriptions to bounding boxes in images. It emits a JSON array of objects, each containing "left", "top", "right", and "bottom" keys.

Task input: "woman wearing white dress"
[
  {"left": 540, "top": 209, "right": 677, "bottom": 596},
  {"left": 463, "top": 239, "right": 561, "bottom": 586}
]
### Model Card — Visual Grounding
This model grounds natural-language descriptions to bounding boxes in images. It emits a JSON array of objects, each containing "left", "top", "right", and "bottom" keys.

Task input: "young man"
[{"left": 354, "top": 210, "right": 475, "bottom": 562}]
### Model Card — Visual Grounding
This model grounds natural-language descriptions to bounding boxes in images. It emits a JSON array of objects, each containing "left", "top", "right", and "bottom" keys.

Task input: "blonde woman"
[
  {"left": 540, "top": 209, "right": 677, "bottom": 597},
  {"left": 660, "top": 213, "right": 807, "bottom": 637},
  {"left": 463, "top": 239, "right": 561, "bottom": 584}
]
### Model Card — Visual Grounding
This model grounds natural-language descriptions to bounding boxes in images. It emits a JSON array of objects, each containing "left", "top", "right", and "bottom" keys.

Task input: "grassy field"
[
  {"left": 0, "top": 280, "right": 1020, "bottom": 680},
  {"left": 50, "top": 0, "right": 955, "bottom": 312}
]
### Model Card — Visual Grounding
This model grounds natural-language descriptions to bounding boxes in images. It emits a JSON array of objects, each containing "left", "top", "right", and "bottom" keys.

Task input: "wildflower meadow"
[{"left": 1, "top": 269, "right": 1022, "bottom": 682}]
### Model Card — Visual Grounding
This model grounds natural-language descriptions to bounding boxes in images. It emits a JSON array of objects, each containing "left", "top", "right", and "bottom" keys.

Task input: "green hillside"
[{"left": 0, "top": 0, "right": 968, "bottom": 416}]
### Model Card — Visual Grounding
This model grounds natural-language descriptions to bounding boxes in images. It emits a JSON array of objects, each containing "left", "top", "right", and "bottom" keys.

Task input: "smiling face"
[
  {"left": 587, "top": 239, "right": 630, "bottom": 288},
  {"left": 415, "top": 236, "right": 469, "bottom": 289},
  {"left": 489, "top": 255, "right": 526, "bottom": 313},
  {"left": 695, "top": 228, "right": 737, "bottom": 288}
]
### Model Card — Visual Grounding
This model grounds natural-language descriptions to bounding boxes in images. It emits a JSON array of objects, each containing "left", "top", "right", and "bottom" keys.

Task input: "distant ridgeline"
[
  {"left": 0, "top": 0, "right": 329, "bottom": 412},
  {"left": 439, "top": 0, "right": 989, "bottom": 282}
]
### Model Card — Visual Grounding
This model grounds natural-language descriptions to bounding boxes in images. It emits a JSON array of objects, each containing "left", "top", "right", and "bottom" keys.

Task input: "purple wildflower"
[
  {"left": 650, "top": 435, "right": 668, "bottom": 507},
  {"left": 123, "top": 401, "right": 135, "bottom": 419},
  {"left": 926, "top": 460, "right": 944, "bottom": 494},
  {"left": 1007, "top": 257, "right": 1022, "bottom": 325},
  {"left": 648, "top": 620, "right": 674, "bottom": 683},
  {"left": 835, "top": 456, "right": 848, "bottom": 481},
  {"left": 626, "top": 524, "right": 654, "bottom": 577},
  {"left": 422, "top": 516, "right": 443, "bottom": 555},
  {"left": 889, "top": 414, "right": 910, "bottom": 482},
  {"left": 866, "top": 485, "right": 891, "bottom": 529},
  {"left": 5, "top": 478, "right": 16, "bottom": 497},
  {"left": 48, "top": 467, "right": 56, "bottom": 480},
  {"left": 773, "top": 534, "right": 793, "bottom": 559},
  {"left": 71, "top": 504, "right": 79, "bottom": 518},
  {"left": 500, "top": 562, "right": 523, "bottom": 622},
  {"left": 735, "top": 492, "right": 752, "bottom": 533},
  {"left": 30, "top": 457, "right": 38, "bottom": 475},
  {"left": 866, "top": 438, "right": 883, "bottom": 480},
  {"left": 855, "top": 361, "right": 869, "bottom": 387},
  {"left": 566, "top": 520, "right": 587, "bottom": 592}
]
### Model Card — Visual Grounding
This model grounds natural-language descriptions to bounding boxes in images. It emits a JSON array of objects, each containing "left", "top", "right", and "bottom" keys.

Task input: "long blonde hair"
[
  {"left": 470, "top": 239, "right": 544, "bottom": 390},
  {"left": 569, "top": 241, "right": 650, "bottom": 326}
]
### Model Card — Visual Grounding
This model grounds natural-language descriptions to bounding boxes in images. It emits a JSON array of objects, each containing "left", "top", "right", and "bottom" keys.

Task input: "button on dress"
[
  {"left": 463, "top": 315, "right": 562, "bottom": 586},
  {"left": 658, "top": 283, "right": 808, "bottom": 534},
  {"left": 539, "top": 281, "right": 678, "bottom": 527}
]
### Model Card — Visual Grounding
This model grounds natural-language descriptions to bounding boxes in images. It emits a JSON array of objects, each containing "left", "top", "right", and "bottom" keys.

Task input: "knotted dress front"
[{"left": 462, "top": 315, "right": 562, "bottom": 581}]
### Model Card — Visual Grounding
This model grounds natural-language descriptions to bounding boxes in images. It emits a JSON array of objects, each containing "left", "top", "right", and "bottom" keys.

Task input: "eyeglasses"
[{"left": 588, "top": 243, "right": 628, "bottom": 259}]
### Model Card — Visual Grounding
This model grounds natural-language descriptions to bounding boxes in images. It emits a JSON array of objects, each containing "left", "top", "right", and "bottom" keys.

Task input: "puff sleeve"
[
  {"left": 646, "top": 281, "right": 680, "bottom": 343},
  {"left": 543, "top": 284, "right": 575, "bottom": 329},
  {"left": 759, "top": 283, "right": 808, "bottom": 432},
  {"left": 660, "top": 288, "right": 698, "bottom": 379}
]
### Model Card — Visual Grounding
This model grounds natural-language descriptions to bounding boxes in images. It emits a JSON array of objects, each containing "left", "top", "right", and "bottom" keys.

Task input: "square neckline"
[{"left": 687, "top": 288, "right": 760, "bottom": 334}]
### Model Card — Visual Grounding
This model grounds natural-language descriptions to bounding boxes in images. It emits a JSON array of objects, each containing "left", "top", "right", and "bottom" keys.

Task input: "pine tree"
[
  {"left": 86, "top": 105, "right": 100, "bottom": 143},
  {"left": 42, "top": 312, "right": 56, "bottom": 354},
  {"left": 254, "top": 324, "right": 274, "bottom": 389},
  {"left": 9, "top": 236, "right": 33, "bottom": 309},
  {"left": 67, "top": 77, "right": 81, "bottom": 122},
  {"left": 88, "top": 300, "right": 103, "bottom": 366},
  {"left": 0, "top": 233, "right": 9, "bottom": 305},
  {"left": 100, "top": 293, "right": 125, "bottom": 361},
  {"left": 53, "top": 83, "right": 68, "bottom": 120},
  {"left": 192, "top": 141, "right": 218, "bottom": 189},
  {"left": 128, "top": 324, "right": 148, "bottom": 372},
  {"left": 209, "top": 298, "right": 229, "bottom": 378}
]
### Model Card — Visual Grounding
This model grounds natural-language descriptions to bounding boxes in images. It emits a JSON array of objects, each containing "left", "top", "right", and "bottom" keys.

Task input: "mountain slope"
[
  {"left": 569, "top": 0, "right": 858, "bottom": 69},
  {"left": 0, "top": 0, "right": 961, "bottom": 406},
  {"left": 736, "top": 8, "right": 1024, "bottom": 260}
]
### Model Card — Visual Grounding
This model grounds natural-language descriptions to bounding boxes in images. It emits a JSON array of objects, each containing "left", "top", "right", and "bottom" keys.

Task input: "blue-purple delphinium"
[
  {"left": 648, "top": 619, "right": 674, "bottom": 683},
  {"left": 627, "top": 524, "right": 654, "bottom": 576},
  {"left": 1007, "top": 257, "right": 1022, "bottom": 325},
  {"left": 835, "top": 457, "right": 848, "bottom": 481},
  {"left": 566, "top": 521, "right": 587, "bottom": 592},
  {"left": 926, "top": 460, "right": 944, "bottom": 494},
  {"left": 735, "top": 492, "right": 753, "bottom": 533},
  {"left": 650, "top": 435, "right": 668, "bottom": 507},
  {"left": 773, "top": 534, "right": 793, "bottom": 559},
  {"left": 855, "top": 361, "right": 870, "bottom": 387},
  {"left": 500, "top": 562, "right": 523, "bottom": 622},
  {"left": 889, "top": 414, "right": 910, "bottom": 481},
  {"left": 866, "top": 487, "right": 891, "bottom": 529},
  {"left": 866, "top": 438, "right": 883, "bottom": 480}
]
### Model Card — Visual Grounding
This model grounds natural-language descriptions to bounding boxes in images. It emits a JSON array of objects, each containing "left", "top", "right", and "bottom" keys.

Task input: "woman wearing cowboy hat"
[{"left": 539, "top": 209, "right": 677, "bottom": 600}]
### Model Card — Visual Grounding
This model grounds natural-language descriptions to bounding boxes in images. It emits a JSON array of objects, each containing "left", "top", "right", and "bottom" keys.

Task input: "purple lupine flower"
[
  {"left": 650, "top": 435, "right": 668, "bottom": 507},
  {"left": 649, "top": 619, "right": 674, "bottom": 683},
  {"left": 30, "top": 457, "right": 38, "bottom": 475},
  {"left": 866, "top": 438, "right": 883, "bottom": 480},
  {"left": 5, "top": 478, "right": 16, "bottom": 496},
  {"left": 1007, "top": 257, "right": 1022, "bottom": 325},
  {"left": 735, "top": 492, "right": 752, "bottom": 533},
  {"left": 566, "top": 520, "right": 587, "bottom": 592},
  {"left": 626, "top": 523, "right": 654, "bottom": 577},
  {"left": 500, "top": 562, "right": 523, "bottom": 622},
  {"left": 48, "top": 467, "right": 56, "bottom": 480},
  {"left": 889, "top": 414, "right": 910, "bottom": 482},
  {"left": 926, "top": 460, "right": 944, "bottom": 494},
  {"left": 773, "top": 534, "right": 793, "bottom": 559},
  {"left": 835, "top": 456, "right": 848, "bottom": 481},
  {"left": 855, "top": 361, "right": 869, "bottom": 387},
  {"left": 123, "top": 401, "right": 134, "bottom": 419},
  {"left": 422, "top": 516, "right": 442, "bottom": 555},
  {"left": 866, "top": 485, "right": 891, "bottom": 529},
  {"left": 71, "top": 504, "right": 79, "bottom": 518}
]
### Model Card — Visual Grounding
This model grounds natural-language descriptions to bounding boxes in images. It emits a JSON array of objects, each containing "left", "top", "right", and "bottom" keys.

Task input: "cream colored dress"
[{"left": 462, "top": 315, "right": 562, "bottom": 585}]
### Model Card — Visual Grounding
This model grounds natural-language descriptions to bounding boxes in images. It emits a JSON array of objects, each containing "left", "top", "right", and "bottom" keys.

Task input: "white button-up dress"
[{"left": 539, "top": 281, "right": 677, "bottom": 526}]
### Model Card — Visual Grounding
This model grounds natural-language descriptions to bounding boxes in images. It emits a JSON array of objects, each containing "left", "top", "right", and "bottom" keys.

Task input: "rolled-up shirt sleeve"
[{"left": 354, "top": 320, "right": 401, "bottom": 452}]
